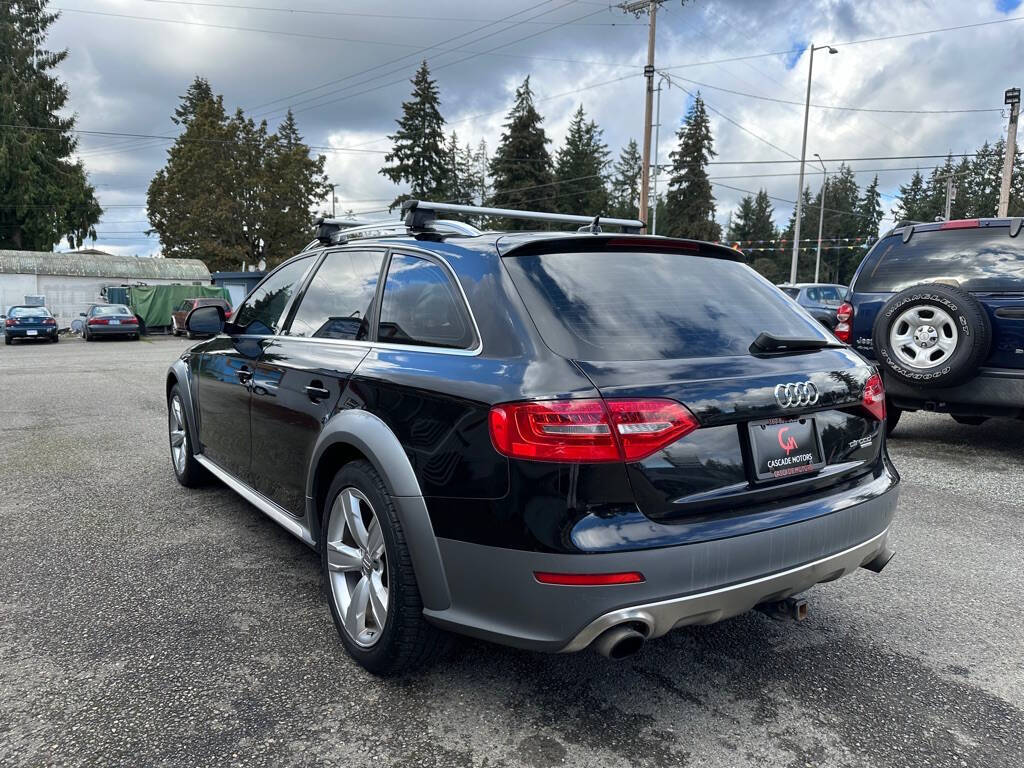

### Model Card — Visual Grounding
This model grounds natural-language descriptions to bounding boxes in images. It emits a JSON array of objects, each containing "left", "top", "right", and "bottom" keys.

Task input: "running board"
[{"left": 195, "top": 454, "right": 315, "bottom": 546}]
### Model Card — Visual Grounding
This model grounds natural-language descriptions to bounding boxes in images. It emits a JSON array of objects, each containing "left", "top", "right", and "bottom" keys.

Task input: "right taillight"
[
  {"left": 489, "top": 398, "right": 698, "bottom": 463},
  {"left": 862, "top": 373, "right": 886, "bottom": 421},
  {"left": 834, "top": 301, "right": 853, "bottom": 343}
]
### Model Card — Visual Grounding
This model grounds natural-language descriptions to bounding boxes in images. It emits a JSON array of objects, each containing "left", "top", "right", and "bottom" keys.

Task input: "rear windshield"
[
  {"left": 9, "top": 306, "right": 50, "bottom": 317},
  {"left": 854, "top": 227, "right": 1024, "bottom": 293},
  {"left": 503, "top": 251, "right": 829, "bottom": 361},
  {"left": 93, "top": 305, "right": 132, "bottom": 315}
]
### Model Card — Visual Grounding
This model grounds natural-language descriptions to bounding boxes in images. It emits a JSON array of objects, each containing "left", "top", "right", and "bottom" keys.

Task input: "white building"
[{"left": 0, "top": 249, "right": 210, "bottom": 328}]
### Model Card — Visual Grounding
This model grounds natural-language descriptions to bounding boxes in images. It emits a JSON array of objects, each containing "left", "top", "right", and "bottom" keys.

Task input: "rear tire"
[
  {"left": 168, "top": 385, "right": 206, "bottom": 488},
  {"left": 3, "top": 335, "right": 10, "bottom": 346},
  {"left": 321, "top": 461, "right": 449, "bottom": 675}
]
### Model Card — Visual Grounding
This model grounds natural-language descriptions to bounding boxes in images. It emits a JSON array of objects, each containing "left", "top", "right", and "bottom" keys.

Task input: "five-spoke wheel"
[{"left": 325, "top": 487, "right": 389, "bottom": 648}]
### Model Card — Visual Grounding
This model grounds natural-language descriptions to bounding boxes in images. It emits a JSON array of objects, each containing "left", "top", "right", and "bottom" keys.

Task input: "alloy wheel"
[
  {"left": 889, "top": 305, "right": 958, "bottom": 370},
  {"left": 326, "top": 487, "right": 389, "bottom": 648},
  {"left": 168, "top": 396, "right": 188, "bottom": 474}
]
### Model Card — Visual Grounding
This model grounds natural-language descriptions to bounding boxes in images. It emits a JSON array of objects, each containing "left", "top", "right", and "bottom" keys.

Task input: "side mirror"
[
  {"left": 185, "top": 305, "right": 225, "bottom": 336},
  {"left": 79, "top": 312, "right": 86, "bottom": 317}
]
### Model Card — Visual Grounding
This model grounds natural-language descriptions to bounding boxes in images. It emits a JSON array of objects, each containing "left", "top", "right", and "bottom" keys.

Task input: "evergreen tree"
[
  {"left": 857, "top": 175, "right": 884, "bottom": 242},
  {"left": 553, "top": 105, "right": 609, "bottom": 216},
  {"left": 0, "top": 1, "right": 102, "bottom": 250},
  {"left": 726, "top": 195, "right": 756, "bottom": 242},
  {"left": 380, "top": 61, "right": 450, "bottom": 210},
  {"left": 609, "top": 139, "right": 642, "bottom": 220},
  {"left": 489, "top": 77, "right": 554, "bottom": 228},
  {"left": 443, "top": 131, "right": 480, "bottom": 207},
  {"left": 894, "top": 171, "right": 928, "bottom": 223},
  {"left": 662, "top": 94, "right": 721, "bottom": 241},
  {"left": 750, "top": 190, "right": 777, "bottom": 242},
  {"left": 967, "top": 140, "right": 1003, "bottom": 218},
  {"left": 148, "top": 81, "right": 328, "bottom": 269}
]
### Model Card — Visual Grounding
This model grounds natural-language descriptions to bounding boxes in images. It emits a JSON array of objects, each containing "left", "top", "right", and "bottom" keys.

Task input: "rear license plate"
[
  {"left": 748, "top": 417, "right": 825, "bottom": 481},
  {"left": 26, "top": 330, "right": 38, "bottom": 336},
  {"left": 109, "top": 319, "right": 120, "bottom": 325}
]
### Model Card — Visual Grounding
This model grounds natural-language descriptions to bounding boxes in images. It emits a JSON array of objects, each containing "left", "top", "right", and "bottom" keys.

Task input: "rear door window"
[
  {"left": 377, "top": 253, "right": 476, "bottom": 350},
  {"left": 503, "top": 250, "right": 828, "bottom": 361},
  {"left": 855, "top": 227, "right": 1024, "bottom": 292},
  {"left": 287, "top": 249, "right": 383, "bottom": 340}
]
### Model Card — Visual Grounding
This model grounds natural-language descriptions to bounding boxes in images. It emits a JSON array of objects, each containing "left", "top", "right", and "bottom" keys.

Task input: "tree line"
[{"left": 379, "top": 61, "right": 722, "bottom": 239}]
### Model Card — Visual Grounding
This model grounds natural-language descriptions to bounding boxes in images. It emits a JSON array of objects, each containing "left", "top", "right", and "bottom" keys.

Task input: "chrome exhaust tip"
[{"left": 592, "top": 625, "right": 646, "bottom": 659}]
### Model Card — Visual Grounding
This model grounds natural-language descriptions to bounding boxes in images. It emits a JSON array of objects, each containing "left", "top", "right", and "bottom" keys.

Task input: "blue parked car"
[
  {"left": 778, "top": 283, "right": 848, "bottom": 329},
  {"left": 838, "top": 218, "right": 1024, "bottom": 432},
  {"left": 4, "top": 305, "right": 59, "bottom": 345}
]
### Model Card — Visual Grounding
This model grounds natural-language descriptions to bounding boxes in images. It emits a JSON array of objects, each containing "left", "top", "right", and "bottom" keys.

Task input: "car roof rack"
[
  {"left": 307, "top": 215, "right": 482, "bottom": 249},
  {"left": 401, "top": 200, "right": 645, "bottom": 234}
]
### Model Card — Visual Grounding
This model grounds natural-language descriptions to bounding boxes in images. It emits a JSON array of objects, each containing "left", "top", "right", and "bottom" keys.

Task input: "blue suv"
[
  {"left": 166, "top": 200, "right": 898, "bottom": 674},
  {"left": 838, "top": 218, "right": 1024, "bottom": 431}
]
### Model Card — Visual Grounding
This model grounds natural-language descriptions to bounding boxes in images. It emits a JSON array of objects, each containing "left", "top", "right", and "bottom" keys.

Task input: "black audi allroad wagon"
[{"left": 166, "top": 201, "right": 899, "bottom": 674}]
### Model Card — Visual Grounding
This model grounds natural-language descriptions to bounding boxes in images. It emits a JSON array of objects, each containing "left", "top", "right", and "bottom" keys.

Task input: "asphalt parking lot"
[{"left": 1, "top": 336, "right": 1021, "bottom": 768}]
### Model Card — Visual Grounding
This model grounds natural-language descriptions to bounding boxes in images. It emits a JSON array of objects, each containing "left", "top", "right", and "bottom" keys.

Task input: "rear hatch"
[
  {"left": 501, "top": 237, "right": 885, "bottom": 522},
  {"left": 849, "top": 220, "right": 1024, "bottom": 369}
]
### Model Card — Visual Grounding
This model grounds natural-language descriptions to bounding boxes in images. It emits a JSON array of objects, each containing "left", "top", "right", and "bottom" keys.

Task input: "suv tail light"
[
  {"left": 862, "top": 373, "right": 886, "bottom": 421},
  {"left": 835, "top": 301, "right": 853, "bottom": 343},
  {"left": 489, "top": 398, "right": 698, "bottom": 463}
]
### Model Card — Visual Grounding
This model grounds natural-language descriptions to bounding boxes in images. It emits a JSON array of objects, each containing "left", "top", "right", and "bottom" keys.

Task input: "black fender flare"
[
  {"left": 306, "top": 409, "right": 451, "bottom": 611},
  {"left": 166, "top": 359, "right": 201, "bottom": 449}
]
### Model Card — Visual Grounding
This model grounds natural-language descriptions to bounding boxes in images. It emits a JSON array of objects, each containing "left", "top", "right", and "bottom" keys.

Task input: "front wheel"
[
  {"left": 168, "top": 385, "right": 206, "bottom": 487},
  {"left": 322, "top": 461, "right": 449, "bottom": 675}
]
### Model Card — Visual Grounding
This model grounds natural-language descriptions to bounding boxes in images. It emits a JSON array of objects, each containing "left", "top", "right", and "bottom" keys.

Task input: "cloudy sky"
[{"left": 45, "top": 0, "right": 1024, "bottom": 257}]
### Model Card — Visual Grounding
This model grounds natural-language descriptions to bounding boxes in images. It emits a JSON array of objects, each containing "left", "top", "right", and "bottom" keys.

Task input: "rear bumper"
[
  {"left": 86, "top": 324, "right": 139, "bottom": 336},
  {"left": 424, "top": 469, "right": 899, "bottom": 652},
  {"left": 5, "top": 328, "right": 58, "bottom": 339},
  {"left": 886, "top": 367, "right": 1024, "bottom": 417}
]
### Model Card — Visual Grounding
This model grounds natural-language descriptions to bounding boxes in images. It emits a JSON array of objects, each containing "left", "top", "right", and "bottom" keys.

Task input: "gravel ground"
[{"left": 1, "top": 336, "right": 1021, "bottom": 768}]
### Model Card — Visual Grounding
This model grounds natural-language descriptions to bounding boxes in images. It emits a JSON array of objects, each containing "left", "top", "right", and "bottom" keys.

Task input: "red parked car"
[{"left": 171, "top": 298, "right": 232, "bottom": 338}]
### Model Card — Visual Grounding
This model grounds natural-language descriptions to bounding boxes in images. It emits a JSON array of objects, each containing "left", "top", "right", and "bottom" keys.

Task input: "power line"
[
  {"left": 135, "top": 0, "right": 645, "bottom": 26},
  {"left": 660, "top": 14, "right": 1024, "bottom": 72},
  {"left": 667, "top": 75, "right": 1002, "bottom": 115},
  {"left": 676, "top": 85, "right": 798, "bottom": 160},
  {"left": 255, "top": 3, "right": 613, "bottom": 121}
]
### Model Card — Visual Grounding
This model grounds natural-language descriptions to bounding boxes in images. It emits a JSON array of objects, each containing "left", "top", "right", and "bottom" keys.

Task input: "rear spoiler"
[{"left": 495, "top": 234, "right": 744, "bottom": 262}]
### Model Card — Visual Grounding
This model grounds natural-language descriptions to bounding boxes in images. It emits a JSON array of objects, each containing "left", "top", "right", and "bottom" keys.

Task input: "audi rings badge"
[{"left": 774, "top": 381, "right": 820, "bottom": 408}]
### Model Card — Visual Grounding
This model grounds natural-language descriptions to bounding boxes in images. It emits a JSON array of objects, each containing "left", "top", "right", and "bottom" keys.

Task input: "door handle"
[
  {"left": 236, "top": 367, "right": 253, "bottom": 384},
  {"left": 305, "top": 384, "right": 330, "bottom": 402}
]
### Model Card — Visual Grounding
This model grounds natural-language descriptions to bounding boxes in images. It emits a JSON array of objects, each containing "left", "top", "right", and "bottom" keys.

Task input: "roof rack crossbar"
[{"left": 402, "top": 200, "right": 644, "bottom": 234}]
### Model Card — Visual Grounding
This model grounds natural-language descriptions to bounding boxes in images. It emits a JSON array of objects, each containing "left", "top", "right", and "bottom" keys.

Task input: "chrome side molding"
[{"left": 195, "top": 454, "right": 315, "bottom": 546}]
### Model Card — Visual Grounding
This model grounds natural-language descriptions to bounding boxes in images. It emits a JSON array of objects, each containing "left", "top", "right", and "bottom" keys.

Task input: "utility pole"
[
  {"left": 998, "top": 87, "right": 1020, "bottom": 217},
  {"left": 790, "top": 43, "right": 838, "bottom": 284},
  {"left": 944, "top": 175, "right": 954, "bottom": 221},
  {"left": 814, "top": 154, "right": 827, "bottom": 283},
  {"left": 621, "top": 1, "right": 661, "bottom": 230}
]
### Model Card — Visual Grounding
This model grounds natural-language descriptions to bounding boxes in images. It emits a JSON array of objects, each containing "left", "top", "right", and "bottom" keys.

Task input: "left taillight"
[
  {"left": 834, "top": 301, "right": 853, "bottom": 343},
  {"left": 4, "top": 318, "right": 15, "bottom": 327},
  {"left": 862, "top": 373, "right": 886, "bottom": 421},
  {"left": 489, "top": 398, "right": 699, "bottom": 463}
]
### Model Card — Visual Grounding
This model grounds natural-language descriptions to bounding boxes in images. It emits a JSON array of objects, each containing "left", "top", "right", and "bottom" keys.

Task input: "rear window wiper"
[{"left": 749, "top": 332, "right": 834, "bottom": 354}]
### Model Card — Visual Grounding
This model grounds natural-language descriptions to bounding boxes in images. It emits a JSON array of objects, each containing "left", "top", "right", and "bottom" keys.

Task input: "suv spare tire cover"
[{"left": 871, "top": 282, "right": 991, "bottom": 388}]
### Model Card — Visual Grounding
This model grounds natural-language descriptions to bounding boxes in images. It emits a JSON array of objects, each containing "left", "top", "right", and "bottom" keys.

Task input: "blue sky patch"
[
  {"left": 785, "top": 42, "right": 808, "bottom": 70},
  {"left": 995, "top": 0, "right": 1022, "bottom": 12}
]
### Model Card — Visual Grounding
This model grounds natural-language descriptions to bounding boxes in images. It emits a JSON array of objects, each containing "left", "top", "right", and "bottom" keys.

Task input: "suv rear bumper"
[
  {"left": 886, "top": 367, "right": 1024, "bottom": 417},
  {"left": 423, "top": 469, "right": 898, "bottom": 652}
]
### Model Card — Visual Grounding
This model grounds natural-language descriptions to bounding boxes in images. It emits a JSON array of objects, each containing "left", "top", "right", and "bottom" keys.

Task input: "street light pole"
[
  {"left": 790, "top": 43, "right": 837, "bottom": 284},
  {"left": 814, "top": 153, "right": 827, "bottom": 283},
  {"left": 651, "top": 71, "right": 671, "bottom": 235},
  {"left": 998, "top": 87, "right": 1020, "bottom": 218}
]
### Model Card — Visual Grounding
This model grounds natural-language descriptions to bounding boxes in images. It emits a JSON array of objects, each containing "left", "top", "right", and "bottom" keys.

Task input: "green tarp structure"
[{"left": 127, "top": 284, "right": 231, "bottom": 329}]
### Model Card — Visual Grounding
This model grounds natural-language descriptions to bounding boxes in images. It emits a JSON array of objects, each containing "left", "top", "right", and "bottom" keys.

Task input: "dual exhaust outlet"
[{"left": 589, "top": 544, "right": 895, "bottom": 659}]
